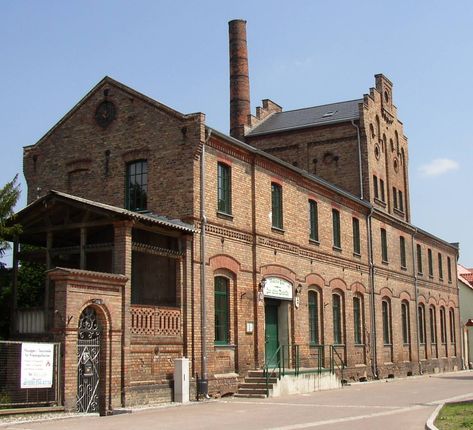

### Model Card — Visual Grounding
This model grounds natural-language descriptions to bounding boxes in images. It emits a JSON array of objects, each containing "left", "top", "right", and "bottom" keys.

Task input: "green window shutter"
[
  {"left": 214, "top": 277, "right": 229, "bottom": 345},
  {"left": 309, "top": 291, "right": 319, "bottom": 345},
  {"left": 309, "top": 200, "right": 318, "bottom": 241},
  {"left": 217, "top": 162, "right": 231, "bottom": 214},
  {"left": 272, "top": 183, "right": 283, "bottom": 229}
]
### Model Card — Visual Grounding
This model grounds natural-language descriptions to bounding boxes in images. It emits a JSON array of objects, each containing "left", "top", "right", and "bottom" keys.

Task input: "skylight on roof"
[{"left": 322, "top": 110, "right": 338, "bottom": 118}]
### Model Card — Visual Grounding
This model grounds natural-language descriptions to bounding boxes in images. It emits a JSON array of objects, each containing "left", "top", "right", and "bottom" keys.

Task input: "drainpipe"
[
  {"left": 366, "top": 206, "right": 378, "bottom": 378},
  {"left": 199, "top": 129, "right": 211, "bottom": 397},
  {"left": 411, "top": 228, "right": 422, "bottom": 374},
  {"left": 351, "top": 120, "right": 364, "bottom": 200}
]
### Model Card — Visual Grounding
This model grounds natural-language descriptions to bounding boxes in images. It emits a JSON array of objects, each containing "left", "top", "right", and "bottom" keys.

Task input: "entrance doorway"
[
  {"left": 265, "top": 300, "right": 279, "bottom": 366},
  {"left": 77, "top": 307, "right": 101, "bottom": 413}
]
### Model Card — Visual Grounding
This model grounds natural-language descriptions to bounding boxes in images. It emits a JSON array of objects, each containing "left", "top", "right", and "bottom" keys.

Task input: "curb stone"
[{"left": 425, "top": 403, "right": 442, "bottom": 430}]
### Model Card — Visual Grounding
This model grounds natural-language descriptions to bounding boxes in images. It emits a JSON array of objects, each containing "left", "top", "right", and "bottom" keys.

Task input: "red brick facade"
[{"left": 18, "top": 22, "right": 460, "bottom": 408}]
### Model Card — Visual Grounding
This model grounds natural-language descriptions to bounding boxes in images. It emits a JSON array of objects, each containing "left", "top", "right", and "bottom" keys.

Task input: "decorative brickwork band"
[{"left": 130, "top": 305, "right": 181, "bottom": 337}]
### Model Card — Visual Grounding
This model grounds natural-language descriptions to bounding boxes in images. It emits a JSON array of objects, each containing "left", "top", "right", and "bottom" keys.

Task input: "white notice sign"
[
  {"left": 21, "top": 343, "right": 54, "bottom": 389},
  {"left": 263, "top": 277, "right": 293, "bottom": 300}
]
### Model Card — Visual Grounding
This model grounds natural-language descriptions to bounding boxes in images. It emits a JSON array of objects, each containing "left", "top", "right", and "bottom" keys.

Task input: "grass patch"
[{"left": 435, "top": 401, "right": 473, "bottom": 429}]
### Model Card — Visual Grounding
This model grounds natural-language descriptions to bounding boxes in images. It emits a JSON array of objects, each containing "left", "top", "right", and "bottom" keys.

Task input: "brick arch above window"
[
  {"left": 418, "top": 295, "right": 427, "bottom": 305},
  {"left": 260, "top": 264, "right": 296, "bottom": 283},
  {"left": 121, "top": 147, "right": 150, "bottom": 163},
  {"left": 448, "top": 300, "right": 457, "bottom": 308},
  {"left": 428, "top": 296, "right": 439, "bottom": 306},
  {"left": 399, "top": 291, "right": 413, "bottom": 302},
  {"left": 209, "top": 254, "right": 241, "bottom": 275},
  {"left": 379, "top": 287, "right": 393, "bottom": 298},
  {"left": 438, "top": 298, "right": 447, "bottom": 307},
  {"left": 329, "top": 278, "right": 347, "bottom": 291},
  {"left": 349, "top": 282, "right": 366, "bottom": 295},
  {"left": 304, "top": 273, "right": 326, "bottom": 288}
]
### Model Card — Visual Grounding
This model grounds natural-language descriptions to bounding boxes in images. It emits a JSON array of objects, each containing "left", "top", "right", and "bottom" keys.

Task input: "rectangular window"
[
  {"left": 353, "top": 296, "right": 362, "bottom": 345},
  {"left": 447, "top": 257, "right": 452, "bottom": 282},
  {"left": 382, "top": 300, "right": 391, "bottom": 345},
  {"left": 214, "top": 277, "right": 229, "bottom": 345},
  {"left": 332, "top": 209, "right": 341, "bottom": 249},
  {"left": 309, "top": 200, "right": 318, "bottom": 242},
  {"left": 400, "top": 236, "right": 407, "bottom": 268},
  {"left": 271, "top": 183, "right": 283, "bottom": 229},
  {"left": 352, "top": 217, "right": 360, "bottom": 255},
  {"left": 380, "top": 179, "right": 385, "bottom": 202},
  {"left": 373, "top": 175, "right": 379, "bottom": 200},
  {"left": 438, "top": 253, "right": 443, "bottom": 280},
  {"left": 417, "top": 244, "right": 423, "bottom": 274},
  {"left": 398, "top": 190, "right": 404, "bottom": 212},
  {"left": 217, "top": 162, "right": 231, "bottom": 214},
  {"left": 126, "top": 160, "right": 148, "bottom": 211},
  {"left": 393, "top": 186, "right": 398, "bottom": 209},
  {"left": 381, "top": 228, "right": 388, "bottom": 262},
  {"left": 428, "top": 249, "right": 433, "bottom": 277},
  {"left": 401, "top": 302, "right": 410, "bottom": 344}
]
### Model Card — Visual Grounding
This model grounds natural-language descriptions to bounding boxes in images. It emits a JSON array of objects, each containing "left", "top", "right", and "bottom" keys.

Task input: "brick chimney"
[{"left": 229, "top": 19, "right": 250, "bottom": 140}]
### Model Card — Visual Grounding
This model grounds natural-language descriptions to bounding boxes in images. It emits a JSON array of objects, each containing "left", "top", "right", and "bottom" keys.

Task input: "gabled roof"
[
  {"left": 458, "top": 264, "right": 473, "bottom": 290},
  {"left": 14, "top": 190, "right": 194, "bottom": 234},
  {"left": 24, "top": 76, "right": 203, "bottom": 150},
  {"left": 246, "top": 99, "right": 362, "bottom": 136}
]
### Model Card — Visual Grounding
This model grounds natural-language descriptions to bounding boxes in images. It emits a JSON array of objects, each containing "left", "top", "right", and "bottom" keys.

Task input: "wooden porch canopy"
[{"left": 8, "top": 190, "right": 195, "bottom": 334}]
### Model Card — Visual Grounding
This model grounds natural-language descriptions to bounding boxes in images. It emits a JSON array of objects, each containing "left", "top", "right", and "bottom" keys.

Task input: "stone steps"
[{"left": 234, "top": 370, "right": 277, "bottom": 398}]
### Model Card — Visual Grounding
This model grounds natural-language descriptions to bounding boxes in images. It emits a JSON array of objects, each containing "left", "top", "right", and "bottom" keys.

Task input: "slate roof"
[{"left": 247, "top": 99, "right": 362, "bottom": 136}]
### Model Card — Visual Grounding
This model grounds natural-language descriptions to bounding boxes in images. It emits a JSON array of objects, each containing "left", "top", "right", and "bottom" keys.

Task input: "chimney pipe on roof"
[{"left": 229, "top": 19, "right": 250, "bottom": 140}]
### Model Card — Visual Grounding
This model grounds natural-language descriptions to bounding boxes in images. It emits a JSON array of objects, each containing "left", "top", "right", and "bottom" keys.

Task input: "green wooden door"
[{"left": 265, "top": 301, "right": 279, "bottom": 367}]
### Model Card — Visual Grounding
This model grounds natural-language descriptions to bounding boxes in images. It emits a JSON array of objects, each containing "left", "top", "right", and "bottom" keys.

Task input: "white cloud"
[{"left": 418, "top": 158, "right": 459, "bottom": 177}]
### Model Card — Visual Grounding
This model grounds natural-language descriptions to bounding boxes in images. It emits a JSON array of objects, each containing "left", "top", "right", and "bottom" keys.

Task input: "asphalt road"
[{"left": 2, "top": 371, "right": 473, "bottom": 430}]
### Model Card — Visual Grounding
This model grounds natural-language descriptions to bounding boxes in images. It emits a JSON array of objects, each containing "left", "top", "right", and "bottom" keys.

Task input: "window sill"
[
  {"left": 393, "top": 207, "right": 405, "bottom": 217},
  {"left": 429, "top": 275, "right": 434, "bottom": 279},
  {"left": 353, "top": 252, "right": 361, "bottom": 258},
  {"left": 418, "top": 272, "right": 423, "bottom": 277},
  {"left": 214, "top": 343, "right": 236, "bottom": 349},
  {"left": 382, "top": 260, "right": 389, "bottom": 265},
  {"left": 401, "top": 265, "right": 407, "bottom": 271},
  {"left": 332, "top": 246, "right": 342, "bottom": 252},
  {"left": 309, "top": 239, "right": 320, "bottom": 246},
  {"left": 272, "top": 226, "right": 285, "bottom": 234},
  {"left": 374, "top": 198, "right": 386, "bottom": 207},
  {"left": 217, "top": 211, "right": 233, "bottom": 221}
]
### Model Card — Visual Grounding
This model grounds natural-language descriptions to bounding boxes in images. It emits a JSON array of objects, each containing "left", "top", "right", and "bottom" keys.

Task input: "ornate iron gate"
[{"left": 77, "top": 307, "right": 101, "bottom": 413}]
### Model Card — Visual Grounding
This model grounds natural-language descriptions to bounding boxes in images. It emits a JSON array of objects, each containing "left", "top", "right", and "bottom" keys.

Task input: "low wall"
[{"left": 271, "top": 372, "right": 341, "bottom": 397}]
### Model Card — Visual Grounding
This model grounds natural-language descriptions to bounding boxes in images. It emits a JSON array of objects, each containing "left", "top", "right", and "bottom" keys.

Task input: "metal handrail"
[
  {"left": 264, "top": 345, "right": 282, "bottom": 396},
  {"left": 330, "top": 345, "right": 346, "bottom": 384}
]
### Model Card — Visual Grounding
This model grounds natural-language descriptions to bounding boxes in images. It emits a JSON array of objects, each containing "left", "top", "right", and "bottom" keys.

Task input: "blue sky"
[{"left": 1, "top": 1, "right": 472, "bottom": 265}]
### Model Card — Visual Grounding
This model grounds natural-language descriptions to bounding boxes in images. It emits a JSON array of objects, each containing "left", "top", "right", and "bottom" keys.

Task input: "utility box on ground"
[{"left": 174, "top": 357, "right": 189, "bottom": 403}]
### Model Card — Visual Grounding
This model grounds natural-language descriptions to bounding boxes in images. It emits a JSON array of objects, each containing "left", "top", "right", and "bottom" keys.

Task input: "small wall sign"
[
  {"left": 246, "top": 321, "right": 254, "bottom": 334},
  {"left": 263, "top": 277, "right": 293, "bottom": 300}
]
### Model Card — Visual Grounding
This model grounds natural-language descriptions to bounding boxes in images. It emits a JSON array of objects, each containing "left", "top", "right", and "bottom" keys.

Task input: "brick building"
[{"left": 10, "top": 20, "right": 460, "bottom": 410}]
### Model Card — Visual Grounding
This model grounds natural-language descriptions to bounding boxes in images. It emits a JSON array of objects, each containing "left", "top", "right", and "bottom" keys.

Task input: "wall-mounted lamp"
[
  {"left": 258, "top": 278, "right": 266, "bottom": 303},
  {"left": 295, "top": 283, "right": 303, "bottom": 309},
  {"left": 92, "top": 298, "right": 104, "bottom": 305}
]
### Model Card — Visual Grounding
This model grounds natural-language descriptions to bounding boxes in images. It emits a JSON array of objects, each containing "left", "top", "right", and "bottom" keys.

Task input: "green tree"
[{"left": 0, "top": 175, "right": 21, "bottom": 267}]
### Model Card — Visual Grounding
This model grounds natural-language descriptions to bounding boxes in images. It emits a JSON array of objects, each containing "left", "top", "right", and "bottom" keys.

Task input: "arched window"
[
  {"left": 214, "top": 276, "right": 229, "bottom": 345},
  {"left": 353, "top": 295, "right": 363, "bottom": 345},
  {"left": 440, "top": 307, "right": 447, "bottom": 344},
  {"left": 401, "top": 301, "right": 410, "bottom": 344},
  {"left": 418, "top": 304, "right": 426, "bottom": 344},
  {"left": 332, "top": 293, "right": 343, "bottom": 345},
  {"left": 382, "top": 299, "right": 392, "bottom": 345},
  {"left": 308, "top": 290, "right": 320, "bottom": 345},
  {"left": 449, "top": 308, "right": 456, "bottom": 343},
  {"left": 430, "top": 306, "right": 437, "bottom": 344},
  {"left": 126, "top": 160, "right": 148, "bottom": 211}
]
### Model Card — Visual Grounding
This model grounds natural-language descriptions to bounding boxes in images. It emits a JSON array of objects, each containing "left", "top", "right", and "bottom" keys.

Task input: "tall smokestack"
[{"left": 229, "top": 19, "right": 250, "bottom": 140}]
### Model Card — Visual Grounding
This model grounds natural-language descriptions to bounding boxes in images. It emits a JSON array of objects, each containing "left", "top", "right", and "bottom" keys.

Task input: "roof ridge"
[{"left": 271, "top": 98, "right": 363, "bottom": 115}]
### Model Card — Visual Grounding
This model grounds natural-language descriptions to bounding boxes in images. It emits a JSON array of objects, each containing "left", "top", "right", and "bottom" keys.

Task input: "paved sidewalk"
[{"left": 2, "top": 371, "right": 472, "bottom": 430}]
